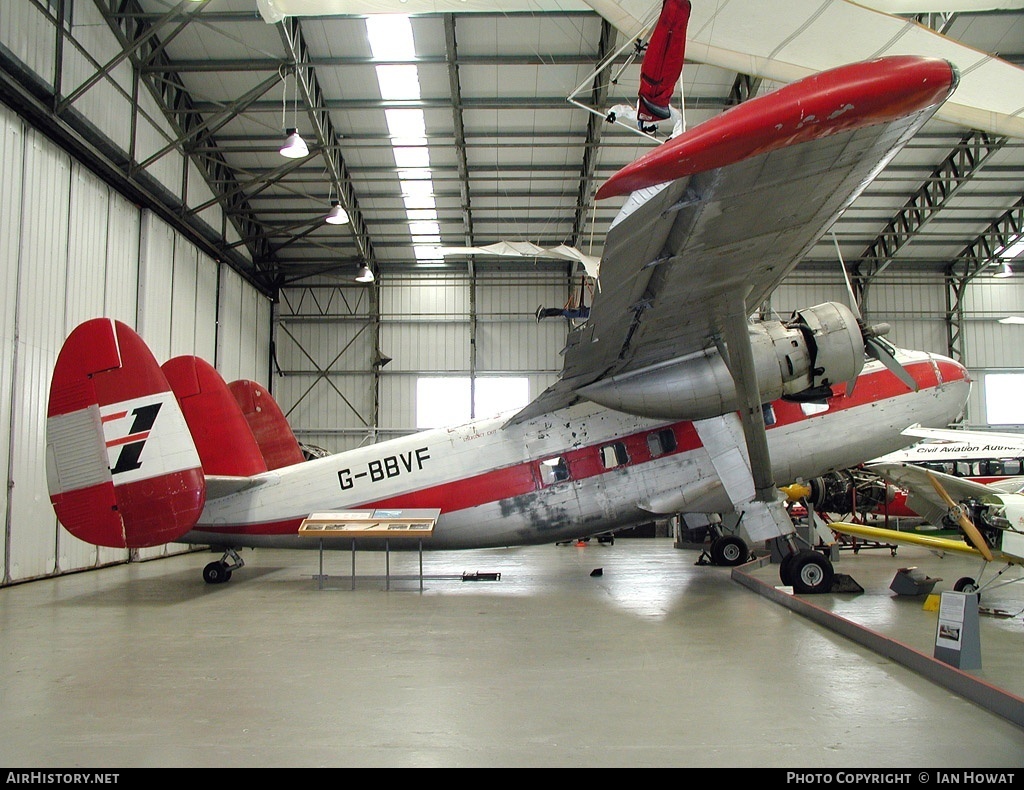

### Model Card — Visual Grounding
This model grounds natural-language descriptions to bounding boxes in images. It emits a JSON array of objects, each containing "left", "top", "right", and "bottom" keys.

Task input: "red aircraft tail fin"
[
  {"left": 228, "top": 379, "right": 306, "bottom": 470},
  {"left": 162, "top": 357, "right": 269, "bottom": 477},
  {"left": 46, "top": 319, "right": 206, "bottom": 549},
  {"left": 637, "top": 0, "right": 691, "bottom": 123}
]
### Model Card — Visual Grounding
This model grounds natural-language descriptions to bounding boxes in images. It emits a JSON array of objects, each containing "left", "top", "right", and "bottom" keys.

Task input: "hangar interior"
[
  {"left": 2, "top": 2, "right": 1024, "bottom": 596},
  {"left": 1, "top": 0, "right": 1024, "bottom": 768},
  {"left": 3, "top": 0, "right": 1023, "bottom": 583}
]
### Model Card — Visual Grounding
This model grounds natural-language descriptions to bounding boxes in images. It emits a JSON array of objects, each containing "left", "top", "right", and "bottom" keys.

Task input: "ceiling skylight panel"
[
  {"left": 394, "top": 148, "right": 430, "bottom": 169},
  {"left": 376, "top": 65, "right": 421, "bottom": 100},
  {"left": 366, "top": 15, "right": 416, "bottom": 60},
  {"left": 367, "top": 14, "right": 440, "bottom": 267}
]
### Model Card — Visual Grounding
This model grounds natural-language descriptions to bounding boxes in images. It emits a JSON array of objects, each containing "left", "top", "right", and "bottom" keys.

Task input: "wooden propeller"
[{"left": 926, "top": 471, "right": 994, "bottom": 562}]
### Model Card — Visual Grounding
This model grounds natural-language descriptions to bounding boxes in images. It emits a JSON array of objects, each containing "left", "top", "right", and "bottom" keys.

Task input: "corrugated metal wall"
[
  {"left": 0, "top": 1, "right": 273, "bottom": 584},
  {"left": 275, "top": 272, "right": 570, "bottom": 452},
  {"left": 0, "top": 101, "right": 270, "bottom": 585}
]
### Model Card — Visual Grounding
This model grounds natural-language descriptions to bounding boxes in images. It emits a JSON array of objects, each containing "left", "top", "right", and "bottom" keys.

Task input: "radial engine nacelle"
[{"left": 578, "top": 301, "right": 864, "bottom": 420}]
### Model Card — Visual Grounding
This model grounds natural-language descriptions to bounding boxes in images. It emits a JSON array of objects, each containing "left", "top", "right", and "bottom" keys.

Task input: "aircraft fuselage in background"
[{"left": 189, "top": 350, "right": 969, "bottom": 552}]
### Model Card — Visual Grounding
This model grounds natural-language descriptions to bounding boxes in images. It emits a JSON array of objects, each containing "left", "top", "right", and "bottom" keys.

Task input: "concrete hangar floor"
[{"left": 0, "top": 536, "right": 1020, "bottom": 768}]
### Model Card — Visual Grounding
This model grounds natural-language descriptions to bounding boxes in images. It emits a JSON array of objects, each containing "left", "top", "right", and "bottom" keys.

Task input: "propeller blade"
[
  {"left": 926, "top": 472, "right": 994, "bottom": 562},
  {"left": 865, "top": 337, "right": 918, "bottom": 392},
  {"left": 832, "top": 230, "right": 862, "bottom": 322}
]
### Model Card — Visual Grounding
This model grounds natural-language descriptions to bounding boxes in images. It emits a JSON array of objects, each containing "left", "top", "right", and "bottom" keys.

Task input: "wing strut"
[{"left": 716, "top": 305, "right": 797, "bottom": 543}]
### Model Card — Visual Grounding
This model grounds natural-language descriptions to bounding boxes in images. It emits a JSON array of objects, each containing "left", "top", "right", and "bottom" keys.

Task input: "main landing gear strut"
[{"left": 203, "top": 547, "right": 244, "bottom": 584}]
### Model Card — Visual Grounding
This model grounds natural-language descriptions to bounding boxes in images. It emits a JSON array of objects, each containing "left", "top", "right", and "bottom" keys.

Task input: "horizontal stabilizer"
[
  {"left": 229, "top": 380, "right": 305, "bottom": 470},
  {"left": 46, "top": 319, "right": 206, "bottom": 548},
  {"left": 162, "top": 357, "right": 268, "bottom": 477}
]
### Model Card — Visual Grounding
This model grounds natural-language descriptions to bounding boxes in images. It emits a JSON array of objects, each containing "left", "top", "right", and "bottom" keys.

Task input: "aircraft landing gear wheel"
[
  {"left": 789, "top": 550, "right": 835, "bottom": 594},
  {"left": 779, "top": 552, "right": 797, "bottom": 586},
  {"left": 710, "top": 535, "right": 748, "bottom": 566},
  {"left": 953, "top": 576, "right": 978, "bottom": 594},
  {"left": 203, "top": 561, "right": 232, "bottom": 584}
]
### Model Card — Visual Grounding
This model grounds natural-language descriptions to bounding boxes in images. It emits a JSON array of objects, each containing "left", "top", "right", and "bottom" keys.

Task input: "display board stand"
[
  {"left": 933, "top": 591, "right": 981, "bottom": 670},
  {"left": 298, "top": 509, "right": 441, "bottom": 591}
]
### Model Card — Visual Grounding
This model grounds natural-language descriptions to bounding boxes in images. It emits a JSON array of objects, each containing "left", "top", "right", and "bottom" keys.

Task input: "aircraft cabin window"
[
  {"left": 647, "top": 429, "right": 677, "bottom": 457},
  {"left": 600, "top": 442, "right": 629, "bottom": 468},
  {"left": 539, "top": 456, "right": 570, "bottom": 485}
]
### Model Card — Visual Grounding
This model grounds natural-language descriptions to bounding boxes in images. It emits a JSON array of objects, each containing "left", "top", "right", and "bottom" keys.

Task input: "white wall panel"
[
  {"left": 135, "top": 111, "right": 183, "bottom": 200},
  {"left": 170, "top": 240, "right": 199, "bottom": 357},
  {"left": 195, "top": 256, "right": 219, "bottom": 362},
  {"left": 187, "top": 161, "right": 225, "bottom": 236},
  {"left": 382, "top": 321, "right": 471, "bottom": 371},
  {"left": 379, "top": 372, "right": 418, "bottom": 436},
  {"left": 60, "top": 2, "right": 134, "bottom": 159},
  {"left": 137, "top": 211, "right": 176, "bottom": 362},
  {"left": 64, "top": 165, "right": 110, "bottom": 328},
  {"left": 104, "top": 192, "right": 140, "bottom": 324},
  {"left": 382, "top": 274, "right": 468, "bottom": 316},
  {"left": 0, "top": 1, "right": 56, "bottom": 90},
  {"left": 253, "top": 293, "right": 272, "bottom": 385},
  {"left": 217, "top": 268, "right": 244, "bottom": 377},
  {"left": 0, "top": 104, "right": 23, "bottom": 584},
  {"left": 8, "top": 131, "right": 70, "bottom": 582},
  {"left": 476, "top": 273, "right": 567, "bottom": 373},
  {"left": 476, "top": 320, "right": 564, "bottom": 373},
  {"left": 217, "top": 266, "right": 272, "bottom": 384},
  {"left": 275, "top": 317, "right": 375, "bottom": 440}
]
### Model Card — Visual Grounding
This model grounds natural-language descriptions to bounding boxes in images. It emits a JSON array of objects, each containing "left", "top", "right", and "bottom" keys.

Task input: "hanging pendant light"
[
  {"left": 994, "top": 261, "right": 1013, "bottom": 278},
  {"left": 325, "top": 201, "right": 349, "bottom": 225},
  {"left": 280, "top": 128, "right": 308, "bottom": 158},
  {"left": 355, "top": 263, "right": 375, "bottom": 283}
]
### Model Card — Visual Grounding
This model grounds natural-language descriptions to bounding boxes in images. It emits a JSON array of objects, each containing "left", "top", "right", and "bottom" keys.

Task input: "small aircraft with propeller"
[
  {"left": 44, "top": 8, "right": 971, "bottom": 593},
  {"left": 830, "top": 463, "right": 1024, "bottom": 599}
]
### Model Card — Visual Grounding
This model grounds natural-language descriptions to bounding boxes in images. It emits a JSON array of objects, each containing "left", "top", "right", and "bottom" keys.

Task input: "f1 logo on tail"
[
  {"left": 105, "top": 402, "right": 162, "bottom": 475},
  {"left": 100, "top": 393, "right": 201, "bottom": 484}
]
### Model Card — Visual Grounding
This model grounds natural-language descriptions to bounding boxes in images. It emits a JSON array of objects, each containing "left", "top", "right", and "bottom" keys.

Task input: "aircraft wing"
[
  {"left": 829, "top": 521, "right": 984, "bottom": 559},
  {"left": 508, "top": 56, "right": 957, "bottom": 424},
  {"left": 866, "top": 461, "right": 1006, "bottom": 527},
  {"left": 900, "top": 425, "right": 1024, "bottom": 451}
]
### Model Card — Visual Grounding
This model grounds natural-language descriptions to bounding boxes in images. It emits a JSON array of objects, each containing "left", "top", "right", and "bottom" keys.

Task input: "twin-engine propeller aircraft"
[
  {"left": 46, "top": 54, "right": 971, "bottom": 592},
  {"left": 830, "top": 463, "right": 1024, "bottom": 599}
]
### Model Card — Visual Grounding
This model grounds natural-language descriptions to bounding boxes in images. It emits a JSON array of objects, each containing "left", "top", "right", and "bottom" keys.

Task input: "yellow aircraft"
[{"left": 829, "top": 462, "right": 1024, "bottom": 598}]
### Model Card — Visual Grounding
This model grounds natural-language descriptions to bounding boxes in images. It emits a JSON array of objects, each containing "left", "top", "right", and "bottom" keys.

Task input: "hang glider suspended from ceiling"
[{"left": 257, "top": 0, "right": 1024, "bottom": 139}]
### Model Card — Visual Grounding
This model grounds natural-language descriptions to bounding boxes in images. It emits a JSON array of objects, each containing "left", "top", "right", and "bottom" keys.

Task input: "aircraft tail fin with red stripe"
[{"left": 46, "top": 319, "right": 206, "bottom": 549}]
